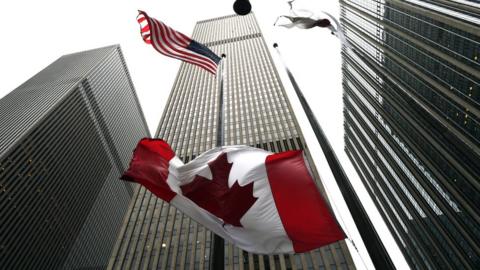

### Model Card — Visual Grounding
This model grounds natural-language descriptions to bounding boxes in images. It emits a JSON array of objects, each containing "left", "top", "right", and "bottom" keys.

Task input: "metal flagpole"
[
  {"left": 273, "top": 43, "right": 395, "bottom": 270},
  {"left": 211, "top": 53, "right": 226, "bottom": 270}
]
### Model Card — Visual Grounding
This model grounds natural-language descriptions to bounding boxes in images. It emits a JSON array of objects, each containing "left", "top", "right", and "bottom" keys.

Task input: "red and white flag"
[
  {"left": 122, "top": 138, "right": 345, "bottom": 254},
  {"left": 274, "top": 0, "right": 348, "bottom": 45}
]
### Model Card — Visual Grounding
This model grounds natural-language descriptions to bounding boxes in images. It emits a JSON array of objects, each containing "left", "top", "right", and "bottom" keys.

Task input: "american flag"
[{"left": 137, "top": 10, "right": 221, "bottom": 74}]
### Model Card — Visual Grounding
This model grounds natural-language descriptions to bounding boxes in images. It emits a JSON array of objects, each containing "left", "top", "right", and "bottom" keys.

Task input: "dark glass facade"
[
  {"left": 109, "top": 14, "right": 356, "bottom": 269},
  {"left": 0, "top": 45, "right": 150, "bottom": 269},
  {"left": 341, "top": 0, "right": 479, "bottom": 269}
]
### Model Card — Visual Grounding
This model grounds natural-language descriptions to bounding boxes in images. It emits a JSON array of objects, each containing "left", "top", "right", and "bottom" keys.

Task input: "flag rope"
[
  {"left": 216, "top": 55, "right": 227, "bottom": 147},
  {"left": 211, "top": 54, "right": 226, "bottom": 270}
]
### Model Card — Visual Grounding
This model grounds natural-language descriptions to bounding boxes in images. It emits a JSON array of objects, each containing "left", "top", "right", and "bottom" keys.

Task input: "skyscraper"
[
  {"left": 341, "top": 0, "right": 479, "bottom": 269},
  {"left": 109, "top": 13, "right": 355, "bottom": 269},
  {"left": 0, "top": 45, "right": 149, "bottom": 269}
]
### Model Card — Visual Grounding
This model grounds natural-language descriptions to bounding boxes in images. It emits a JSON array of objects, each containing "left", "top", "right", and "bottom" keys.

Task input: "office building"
[
  {"left": 0, "top": 45, "right": 150, "bottom": 269},
  {"left": 341, "top": 0, "right": 479, "bottom": 269},
  {"left": 109, "top": 13, "right": 355, "bottom": 269}
]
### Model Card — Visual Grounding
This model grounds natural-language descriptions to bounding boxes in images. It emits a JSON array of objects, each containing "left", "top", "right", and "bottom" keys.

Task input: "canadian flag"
[{"left": 121, "top": 138, "right": 345, "bottom": 254}]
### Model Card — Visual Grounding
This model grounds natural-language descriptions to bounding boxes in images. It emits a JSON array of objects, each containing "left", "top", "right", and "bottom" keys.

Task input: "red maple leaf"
[{"left": 180, "top": 152, "right": 258, "bottom": 227}]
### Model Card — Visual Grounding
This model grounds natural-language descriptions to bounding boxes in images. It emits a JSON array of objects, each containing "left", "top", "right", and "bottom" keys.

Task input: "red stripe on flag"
[
  {"left": 141, "top": 25, "right": 150, "bottom": 33},
  {"left": 149, "top": 18, "right": 216, "bottom": 73},
  {"left": 266, "top": 151, "right": 345, "bottom": 252},
  {"left": 163, "top": 22, "right": 191, "bottom": 47},
  {"left": 155, "top": 20, "right": 217, "bottom": 72},
  {"left": 121, "top": 138, "right": 177, "bottom": 202}
]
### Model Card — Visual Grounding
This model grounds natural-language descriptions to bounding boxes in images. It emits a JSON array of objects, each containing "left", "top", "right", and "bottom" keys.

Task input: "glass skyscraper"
[
  {"left": 0, "top": 45, "right": 149, "bottom": 269},
  {"left": 109, "top": 13, "right": 355, "bottom": 269},
  {"left": 341, "top": 0, "right": 479, "bottom": 269}
]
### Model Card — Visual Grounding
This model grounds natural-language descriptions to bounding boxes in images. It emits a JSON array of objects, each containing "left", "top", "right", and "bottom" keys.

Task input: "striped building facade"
[
  {"left": 341, "top": 0, "right": 479, "bottom": 269},
  {"left": 109, "top": 13, "right": 355, "bottom": 269},
  {"left": 0, "top": 45, "right": 149, "bottom": 269}
]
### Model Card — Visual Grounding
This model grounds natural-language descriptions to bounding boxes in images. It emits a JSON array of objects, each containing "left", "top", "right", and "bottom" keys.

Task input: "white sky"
[{"left": 0, "top": 1, "right": 410, "bottom": 269}]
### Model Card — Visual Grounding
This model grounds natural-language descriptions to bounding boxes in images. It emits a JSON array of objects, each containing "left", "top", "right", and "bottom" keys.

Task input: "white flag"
[{"left": 274, "top": 0, "right": 348, "bottom": 45}]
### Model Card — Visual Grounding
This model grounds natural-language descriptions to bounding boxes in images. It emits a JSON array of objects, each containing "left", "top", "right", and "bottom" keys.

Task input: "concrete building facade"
[{"left": 0, "top": 45, "right": 149, "bottom": 269}]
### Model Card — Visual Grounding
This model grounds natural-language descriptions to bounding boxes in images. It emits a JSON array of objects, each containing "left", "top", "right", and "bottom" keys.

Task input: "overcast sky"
[{"left": 0, "top": 0, "right": 410, "bottom": 269}]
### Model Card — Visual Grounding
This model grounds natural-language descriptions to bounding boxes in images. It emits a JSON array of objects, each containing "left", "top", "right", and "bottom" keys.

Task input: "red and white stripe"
[
  {"left": 137, "top": 11, "right": 218, "bottom": 74},
  {"left": 122, "top": 139, "right": 345, "bottom": 254}
]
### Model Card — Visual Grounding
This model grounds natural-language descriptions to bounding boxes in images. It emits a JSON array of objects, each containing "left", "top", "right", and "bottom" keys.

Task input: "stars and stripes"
[{"left": 137, "top": 10, "right": 221, "bottom": 74}]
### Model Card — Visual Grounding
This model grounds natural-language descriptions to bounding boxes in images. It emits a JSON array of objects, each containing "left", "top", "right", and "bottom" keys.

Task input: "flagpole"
[
  {"left": 211, "top": 54, "right": 226, "bottom": 270},
  {"left": 216, "top": 54, "right": 226, "bottom": 147},
  {"left": 273, "top": 43, "right": 395, "bottom": 270}
]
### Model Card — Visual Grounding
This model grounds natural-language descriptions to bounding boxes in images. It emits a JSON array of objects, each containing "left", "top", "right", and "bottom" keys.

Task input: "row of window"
[
  {"left": 344, "top": 80, "right": 479, "bottom": 267},
  {"left": 344, "top": 58, "right": 480, "bottom": 234}
]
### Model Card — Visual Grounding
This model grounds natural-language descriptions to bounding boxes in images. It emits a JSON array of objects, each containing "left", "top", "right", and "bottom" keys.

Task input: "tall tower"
[
  {"left": 109, "top": 14, "right": 355, "bottom": 269},
  {"left": 0, "top": 45, "right": 150, "bottom": 269},
  {"left": 341, "top": 0, "right": 480, "bottom": 269}
]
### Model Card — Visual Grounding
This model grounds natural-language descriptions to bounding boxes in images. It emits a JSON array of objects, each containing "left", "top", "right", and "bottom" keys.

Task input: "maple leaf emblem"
[{"left": 180, "top": 152, "right": 258, "bottom": 227}]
